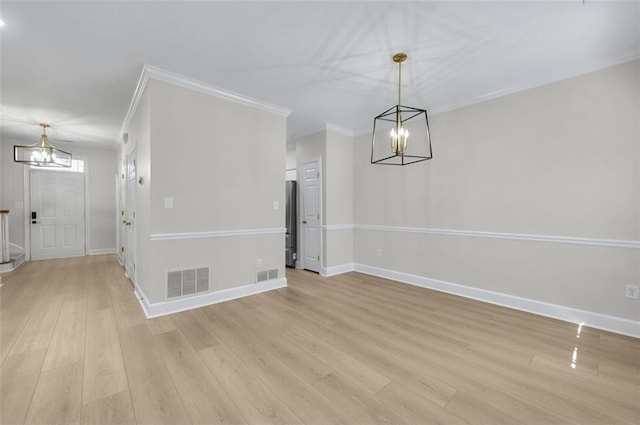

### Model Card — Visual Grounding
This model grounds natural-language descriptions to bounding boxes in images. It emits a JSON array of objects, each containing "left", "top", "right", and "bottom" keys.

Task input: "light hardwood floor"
[{"left": 1, "top": 255, "right": 638, "bottom": 424}]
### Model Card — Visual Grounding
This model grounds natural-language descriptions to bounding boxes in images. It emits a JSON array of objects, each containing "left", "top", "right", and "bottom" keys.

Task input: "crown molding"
[
  {"left": 429, "top": 53, "right": 640, "bottom": 117},
  {"left": 120, "top": 64, "right": 292, "bottom": 138},
  {"left": 325, "top": 122, "right": 354, "bottom": 137},
  {"left": 120, "top": 66, "right": 151, "bottom": 140},
  {"left": 351, "top": 54, "right": 640, "bottom": 138}
]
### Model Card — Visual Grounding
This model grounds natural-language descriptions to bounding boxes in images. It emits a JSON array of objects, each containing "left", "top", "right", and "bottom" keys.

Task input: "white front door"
[
  {"left": 302, "top": 159, "right": 321, "bottom": 272},
  {"left": 124, "top": 151, "right": 136, "bottom": 282},
  {"left": 30, "top": 169, "right": 85, "bottom": 260}
]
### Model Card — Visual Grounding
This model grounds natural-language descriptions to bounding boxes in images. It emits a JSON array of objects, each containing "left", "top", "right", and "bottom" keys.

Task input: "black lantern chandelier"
[
  {"left": 14, "top": 123, "right": 72, "bottom": 167},
  {"left": 371, "top": 53, "right": 433, "bottom": 165}
]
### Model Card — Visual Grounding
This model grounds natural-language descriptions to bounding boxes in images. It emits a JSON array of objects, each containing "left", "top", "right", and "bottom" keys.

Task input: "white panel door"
[
  {"left": 124, "top": 151, "right": 136, "bottom": 282},
  {"left": 30, "top": 169, "right": 85, "bottom": 260},
  {"left": 302, "top": 159, "right": 321, "bottom": 272}
]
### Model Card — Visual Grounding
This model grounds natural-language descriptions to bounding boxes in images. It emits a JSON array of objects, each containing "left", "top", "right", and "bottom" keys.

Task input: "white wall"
[
  {"left": 324, "top": 130, "right": 353, "bottom": 269},
  {"left": 125, "top": 78, "right": 287, "bottom": 305},
  {"left": 353, "top": 60, "right": 640, "bottom": 324},
  {"left": 286, "top": 147, "right": 296, "bottom": 171},
  {"left": 0, "top": 139, "right": 118, "bottom": 256}
]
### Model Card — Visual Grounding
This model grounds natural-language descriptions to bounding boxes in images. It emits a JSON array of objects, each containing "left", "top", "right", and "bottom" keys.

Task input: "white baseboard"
[
  {"left": 134, "top": 278, "right": 288, "bottom": 319},
  {"left": 328, "top": 262, "right": 638, "bottom": 339},
  {"left": 88, "top": 248, "right": 117, "bottom": 255},
  {"left": 321, "top": 263, "right": 355, "bottom": 277}
]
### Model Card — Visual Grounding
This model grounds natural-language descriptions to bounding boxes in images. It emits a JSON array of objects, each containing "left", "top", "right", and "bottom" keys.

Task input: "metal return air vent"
[
  {"left": 257, "top": 268, "right": 278, "bottom": 283},
  {"left": 167, "top": 266, "right": 210, "bottom": 299}
]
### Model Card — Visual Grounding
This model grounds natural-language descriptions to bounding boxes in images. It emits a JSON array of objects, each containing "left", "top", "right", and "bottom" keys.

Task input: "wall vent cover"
[
  {"left": 167, "top": 266, "right": 210, "bottom": 299},
  {"left": 257, "top": 268, "right": 278, "bottom": 283}
]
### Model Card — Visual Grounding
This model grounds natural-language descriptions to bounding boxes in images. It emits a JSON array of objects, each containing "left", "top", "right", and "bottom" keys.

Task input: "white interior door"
[
  {"left": 30, "top": 169, "right": 85, "bottom": 260},
  {"left": 124, "top": 151, "right": 136, "bottom": 282},
  {"left": 302, "top": 159, "right": 321, "bottom": 272},
  {"left": 117, "top": 157, "right": 126, "bottom": 266}
]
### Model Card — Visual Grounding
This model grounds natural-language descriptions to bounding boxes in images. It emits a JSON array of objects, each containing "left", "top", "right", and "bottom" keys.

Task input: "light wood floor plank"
[
  {"left": 250, "top": 304, "right": 391, "bottom": 394},
  {"left": 24, "top": 361, "right": 84, "bottom": 425},
  {"left": 258, "top": 297, "right": 458, "bottom": 407},
  {"left": 112, "top": 299, "right": 147, "bottom": 330},
  {"left": 0, "top": 257, "right": 637, "bottom": 425},
  {"left": 1, "top": 348, "right": 47, "bottom": 377},
  {"left": 80, "top": 390, "right": 136, "bottom": 425},
  {"left": 246, "top": 348, "right": 356, "bottom": 425},
  {"left": 83, "top": 307, "right": 129, "bottom": 405},
  {"left": 42, "top": 297, "right": 87, "bottom": 371},
  {"left": 119, "top": 324, "right": 192, "bottom": 425},
  {"left": 87, "top": 276, "right": 113, "bottom": 312},
  {"left": 170, "top": 309, "right": 220, "bottom": 351},
  {"left": 7, "top": 293, "right": 64, "bottom": 357},
  {"left": 1, "top": 368, "right": 41, "bottom": 425},
  {"left": 153, "top": 329, "right": 247, "bottom": 424},
  {"left": 0, "top": 349, "right": 46, "bottom": 425},
  {"left": 193, "top": 307, "right": 266, "bottom": 361},
  {"left": 444, "top": 391, "right": 526, "bottom": 425},
  {"left": 214, "top": 302, "right": 334, "bottom": 385},
  {"left": 374, "top": 381, "right": 468, "bottom": 425},
  {"left": 147, "top": 314, "right": 178, "bottom": 336},
  {"left": 313, "top": 372, "right": 410, "bottom": 425},
  {"left": 199, "top": 344, "right": 303, "bottom": 425}
]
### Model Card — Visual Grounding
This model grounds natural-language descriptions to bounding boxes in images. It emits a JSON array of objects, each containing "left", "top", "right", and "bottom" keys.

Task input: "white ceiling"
[{"left": 1, "top": 1, "right": 638, "bottom": 148}]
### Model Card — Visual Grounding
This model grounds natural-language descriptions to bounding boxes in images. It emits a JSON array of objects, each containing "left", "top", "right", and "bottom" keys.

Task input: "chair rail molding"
[{"left": 354, "top": 224, "right": 640, "bottom": 249}]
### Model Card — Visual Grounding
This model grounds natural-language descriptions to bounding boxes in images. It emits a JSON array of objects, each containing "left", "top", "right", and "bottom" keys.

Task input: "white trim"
[
  {"left": 120, "top": 67, "right": 151, "bottom": 139},
  {"left": 353, "top": 54, "right": 640, "bottom": 136},
  {"left": 9, "top": 242, "right": 24, "bottom": 254},
  {"left": 23, "top": 166, "right": 30, "bottom": 261},
  {"left": 121, "top": 64, "right": 292, "bottom": 137},
  {"left": 321, "top": 224, "right": 354, "bottom": 231},
  {"left": 150, "top": 227, "right": 286, "bottom": 242},
  {"left": 429, "top": 54, "right": 640, "bottom": 118},
  {"left": 134, "top": 278, "right": 287, "bottom": 318},
  {"left": 321, "top": 263, "right": 354, "bottom": 277},
  {"left": 354, "top": 224, "right": 640, "bottom": 250},
  {"left": 89, "top": 248, "right": 116, "bottom": 256},
  {"left": 352, "top": 263, "right": 640, "bottom": 339},
  {"left": 82, "top": 156, "right": 90, "bottom": 257},
  {"left": 325, "top": 123, "right": 354, "bottom": 137}
]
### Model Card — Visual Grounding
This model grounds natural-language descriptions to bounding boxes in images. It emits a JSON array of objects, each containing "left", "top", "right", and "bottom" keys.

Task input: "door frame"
[
  {"left": 122, "top": 146, "right": 136, "bottom": 283},
  {"left": 23, "top": 156, "right": 89, "bottom": 261},
  {"left": 297, "top": 156, "right": 323, "bottom": 272}
]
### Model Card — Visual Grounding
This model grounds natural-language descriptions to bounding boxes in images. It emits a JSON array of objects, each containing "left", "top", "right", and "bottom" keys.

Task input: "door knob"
[{"left": 302, "top": 220, "right": 307, "bottom": 224}]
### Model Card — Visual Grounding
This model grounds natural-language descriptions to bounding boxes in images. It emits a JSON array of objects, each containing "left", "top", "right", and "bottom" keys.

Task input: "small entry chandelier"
[
  {"left": 14, "top": 123, "right": 72, "bottom": 167},
  {"left": 371, "top": 53, "right": 433, "bottom": 165}
]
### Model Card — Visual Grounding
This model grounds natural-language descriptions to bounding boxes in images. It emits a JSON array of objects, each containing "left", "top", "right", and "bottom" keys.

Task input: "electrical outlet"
[
  {"left": 624, "top": 284, "right": 639, "bottom": 300},
  {"left": 256, "top": 258, "right": 263, "bottom": 268},
  {"left": 376, "top": 248, "right": 382, "bottom": 257}
]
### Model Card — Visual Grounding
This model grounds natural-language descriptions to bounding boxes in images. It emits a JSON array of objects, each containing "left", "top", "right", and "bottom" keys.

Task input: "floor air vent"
[
  {"left": 256, "top": 268, "right": 278, "bottom": 283},
  {"left": 167, "top": 266, "right": 210, "bottom": 299}
]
